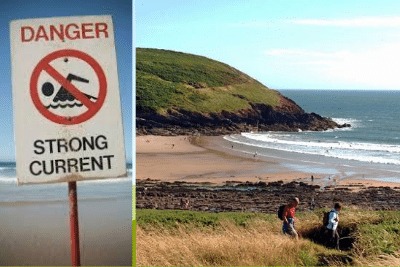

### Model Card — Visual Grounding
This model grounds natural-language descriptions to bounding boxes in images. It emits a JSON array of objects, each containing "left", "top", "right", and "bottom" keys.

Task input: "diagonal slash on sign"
[
  {"left": 30, "top": 49, "right": 107, "bottom": 125},
  {"left": 44, "top": 63, "right": 95, "bottom": 109}
]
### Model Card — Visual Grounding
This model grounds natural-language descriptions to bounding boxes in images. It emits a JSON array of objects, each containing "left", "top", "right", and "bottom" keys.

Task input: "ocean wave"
[
  {"left": 241, "top": 132, "right": 400, "bottom": 153},
  {"left": 331, "top": 117, "right": 361, "bottom": 130},
  {"left": 332, "top": 117, "right": 358, "bottom": 125},
  {"left": 0, "top": 177, "right": 17, "bottom": 184},
  {"left": 0, "top": 167, "right": 16, "bottom": 171},
  {"left": 225, "top": 133, "right": 400, "bottom": 166},
  {"left": 80, "top": 177, "right": 131, "bottom": 184}
]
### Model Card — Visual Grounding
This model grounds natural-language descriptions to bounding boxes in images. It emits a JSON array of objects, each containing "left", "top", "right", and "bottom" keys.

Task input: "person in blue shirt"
[{"left": 326, "top": 202, "right": 342, "bottom": 250}]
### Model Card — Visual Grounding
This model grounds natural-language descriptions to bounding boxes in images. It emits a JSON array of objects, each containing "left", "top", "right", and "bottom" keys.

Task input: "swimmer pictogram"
[
  {"left": 42, "top": 73, "right": 97, "bottom": 109},
  {"left": 30, "top": 49, "right": 107, "bottom": 125}
]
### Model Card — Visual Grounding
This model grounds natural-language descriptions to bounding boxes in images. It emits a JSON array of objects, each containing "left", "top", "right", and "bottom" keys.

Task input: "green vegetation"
[
  {"left": 137, "top": 209, "right": 400, "bottom": 266},
  {"left": 132, "top": 186, "right": 136, "bottom": 265},
  {"left": 356, "top": 211, "right": 400, "bottom": 256},
  {"left": 137, "top": 209, "right": 275, "bottom": 230},
  {"left": 137, "top": 48, "right": 281, "bottom": 113},
  {"left": 132, "top": 219, "right": 136, "bottom": 265}
]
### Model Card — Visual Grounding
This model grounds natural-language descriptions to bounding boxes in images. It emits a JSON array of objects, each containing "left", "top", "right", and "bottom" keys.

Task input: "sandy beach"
[
  {"left": 0, "top": 181, "right": 132, "bottom": 266},
  {"left": 137, "top": 135, "right": 400, "bottom": 188},
  {"left": 137, "top": 135, "right": 310, "bottom": 184}
]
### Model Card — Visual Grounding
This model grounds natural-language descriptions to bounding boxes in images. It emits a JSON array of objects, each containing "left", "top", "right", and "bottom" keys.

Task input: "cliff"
[{"left": 136, "top": 48, "right": 349, "bottom": 135}]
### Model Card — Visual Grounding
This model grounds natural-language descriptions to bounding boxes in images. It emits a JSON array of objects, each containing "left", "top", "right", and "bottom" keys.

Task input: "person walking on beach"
[
  {"left": 326, "top": 202, "right": 342, "bottom": 250},
  {"left": 282, "top": 197, "right": 300, "bottom": 239}
]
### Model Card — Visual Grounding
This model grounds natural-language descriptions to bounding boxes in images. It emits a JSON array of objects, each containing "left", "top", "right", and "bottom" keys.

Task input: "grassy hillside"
[
  {"left": 136, "top": 48, "right": 281, "bottom": 114},
  {"left": 136, "top": 209, "right": 400, "bottom": 266}
]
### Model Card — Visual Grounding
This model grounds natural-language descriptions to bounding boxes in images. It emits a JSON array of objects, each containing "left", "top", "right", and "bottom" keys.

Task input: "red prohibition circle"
[{"left": 30, "top": 49, "right": 107, "bottom": 125}]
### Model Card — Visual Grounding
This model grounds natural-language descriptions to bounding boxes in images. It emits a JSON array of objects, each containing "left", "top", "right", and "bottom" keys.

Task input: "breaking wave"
[{"left": 224, "top": 131, "right": 400, "bottom": 166}]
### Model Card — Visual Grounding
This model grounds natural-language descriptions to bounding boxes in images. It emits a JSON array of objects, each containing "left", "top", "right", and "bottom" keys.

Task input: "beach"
[
  {"left": 137, "top": 135, "right": 400, "bottom": 213},
  {"left": 137, "top": 135, "right": 400, "bottom": 188},
  {"left": 137, "top": 135, "right": 309, "bottom": 184},
  {"left": 0, "top": 177, "right": 132, "bottom": 266}
]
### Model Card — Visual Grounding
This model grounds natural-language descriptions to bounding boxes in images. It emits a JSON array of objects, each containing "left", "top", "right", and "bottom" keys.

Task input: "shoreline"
[{"left": 136, "top": 135, "right": 400, "bottom": 189}]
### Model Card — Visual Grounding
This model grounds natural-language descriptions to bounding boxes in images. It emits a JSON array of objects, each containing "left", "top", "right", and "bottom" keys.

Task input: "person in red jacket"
[{"left": 282, "top": 197, "right": 300, "bottom": 239}]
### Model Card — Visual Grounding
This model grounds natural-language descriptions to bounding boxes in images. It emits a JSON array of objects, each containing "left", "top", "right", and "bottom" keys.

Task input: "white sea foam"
[
  {"left": 0, "top": 177, "right": 17, "bottom": 184},
  {"left": 225, "top": 132, "right": 400, "bottom": 166},
  {"left": 80, "top": 177, "right": 131, "bottom": 184},
  {"left": 331, "top": 118, "right": 361, "bottom": 131},
  {"left": 242, "top": 132, "right": 400, "bottom": 153},
  {"left": 332, "top": 117, "right": 359, "bottom": 126},
  {"left": 0, "top": 167, "right": 16, "bottom": 171}
]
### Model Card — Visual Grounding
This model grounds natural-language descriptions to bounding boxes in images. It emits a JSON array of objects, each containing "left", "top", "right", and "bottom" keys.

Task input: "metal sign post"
[{"left": 68, "top": 181, "right": 81, "bottom": 266}]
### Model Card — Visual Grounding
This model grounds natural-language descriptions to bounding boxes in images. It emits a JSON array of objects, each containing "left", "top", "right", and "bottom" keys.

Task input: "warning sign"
[{"left": 10, "top": 16, "right": 126, "bottom": 184}]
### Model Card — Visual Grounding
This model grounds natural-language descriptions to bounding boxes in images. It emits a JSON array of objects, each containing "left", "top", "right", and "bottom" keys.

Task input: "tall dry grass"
[
  {"left": 137, "top": 219, "right": 325, "bottom": 266},
  {"left": 136, "top": 209, "right": 400, "bottom": 266},
  {"left": 355, "top": 252, "right": 400, "bottom": 266}
]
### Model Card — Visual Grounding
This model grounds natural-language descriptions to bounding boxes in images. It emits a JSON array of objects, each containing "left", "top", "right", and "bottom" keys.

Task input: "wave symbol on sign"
[{"left": 42, "top": 73, "right": 97, "bottom": 109}]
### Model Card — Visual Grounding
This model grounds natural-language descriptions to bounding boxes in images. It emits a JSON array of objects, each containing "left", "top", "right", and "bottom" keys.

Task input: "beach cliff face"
[{"left": 136, "top": 48, "right": 349, "bottom": 135}]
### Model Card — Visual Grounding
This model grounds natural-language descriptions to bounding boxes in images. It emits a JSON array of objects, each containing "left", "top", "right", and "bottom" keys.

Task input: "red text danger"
[{"left": 21, "top": 22, "right": 109, "bottom": 42}]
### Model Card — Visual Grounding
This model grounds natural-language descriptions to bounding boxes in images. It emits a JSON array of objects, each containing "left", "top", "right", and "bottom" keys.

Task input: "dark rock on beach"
[{"left": 136, "top": 179, "right": 400, "bottom": 213}]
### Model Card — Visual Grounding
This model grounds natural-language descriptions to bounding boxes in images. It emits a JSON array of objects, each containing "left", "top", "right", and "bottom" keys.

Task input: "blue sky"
[
  {"left": 0, "top": 0, "right": 132, "bottom": 162},
  {"left": 137, "top": 0, "right": 400, "bottom": 90}
]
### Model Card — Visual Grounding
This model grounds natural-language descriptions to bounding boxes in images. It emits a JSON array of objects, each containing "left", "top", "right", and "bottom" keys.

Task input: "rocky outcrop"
[
  {"left": 136, "top": 179, "right": 400, "bottom": 213},
  {"left": 136, "top": 94, "right": 350, "bottom": 136}
]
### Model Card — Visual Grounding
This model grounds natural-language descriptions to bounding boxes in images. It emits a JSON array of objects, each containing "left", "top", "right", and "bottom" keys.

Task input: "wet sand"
[
  {"left": 0, "top": 188, "right": 131, "bottom": 266},
  {"left": 137, "top": 135, "right": 312, "bottom": 185}
]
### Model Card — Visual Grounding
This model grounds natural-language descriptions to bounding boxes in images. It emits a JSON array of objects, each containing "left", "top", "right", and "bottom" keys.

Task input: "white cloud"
[
  {"left": 292, "top": 16, "right": 400, "bottom": 27},
  {"left": 326, "top": 43, "right": 400, "bottom": 88},
  {"left": 264, "top": 44, "right": 400, "bottom": 89}
]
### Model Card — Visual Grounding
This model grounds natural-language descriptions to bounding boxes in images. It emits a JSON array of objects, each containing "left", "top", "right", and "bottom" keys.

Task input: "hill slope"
[{"left": 136, "top": 48, "right": 347, "bottom": 135}]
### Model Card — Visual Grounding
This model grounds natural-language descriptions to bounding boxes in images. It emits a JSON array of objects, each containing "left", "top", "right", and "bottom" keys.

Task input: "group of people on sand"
[{"left": 281, "top": 197, "right": 342, "bottom": 250}]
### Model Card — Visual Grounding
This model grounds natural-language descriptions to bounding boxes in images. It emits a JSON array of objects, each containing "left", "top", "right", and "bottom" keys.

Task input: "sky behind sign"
[
  {"left": 0, "top": 0, "right": 132, "bottom": 162},
  {"left": 136, "top": 0, "right": 400, "bottom": 90}
]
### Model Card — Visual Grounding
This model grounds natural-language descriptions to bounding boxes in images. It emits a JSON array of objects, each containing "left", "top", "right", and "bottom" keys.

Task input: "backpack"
[
  {"left": 323, "top": 210, "right": 332, "bottom": 227},
  {"left": 277, "top": 205, "right": 286, "bottom": 220}
]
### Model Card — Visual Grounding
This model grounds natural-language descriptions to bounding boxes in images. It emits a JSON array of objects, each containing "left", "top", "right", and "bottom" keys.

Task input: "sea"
[
  {"left": 224, "top": 90, "right": 400, "bottom": 184},
  {"left": 0, "top": 162, "right": 132, "bottom": 203}
]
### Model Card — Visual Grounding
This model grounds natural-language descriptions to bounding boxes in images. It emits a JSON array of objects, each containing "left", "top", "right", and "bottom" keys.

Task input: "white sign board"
[{"left": 10, "top": 15, "right": 126, "bottom": 184}]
